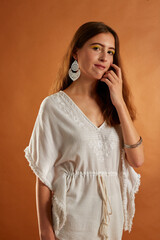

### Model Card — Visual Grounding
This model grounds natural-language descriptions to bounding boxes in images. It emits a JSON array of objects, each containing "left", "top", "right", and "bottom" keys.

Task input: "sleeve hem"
[
  {"left": 121, "top": 149, "right": 141, "bottom": 232},
  {"left": 24, "top": 146, "right": 53, "bottom": 191},
  {"left": 123, "top": 173, "right": 141, "bottom": 232}
]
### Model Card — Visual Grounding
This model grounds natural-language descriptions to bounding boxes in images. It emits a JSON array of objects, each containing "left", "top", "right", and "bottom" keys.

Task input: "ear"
[
  {"left": 72, "top": 47, "right": 78, "bottom": 60},
  {"left": 72, "top": 53, "right": 77, "bottom": 60}
]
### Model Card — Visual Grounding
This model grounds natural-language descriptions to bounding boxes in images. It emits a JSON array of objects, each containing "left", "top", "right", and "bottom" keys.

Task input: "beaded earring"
[{"left": 68, "top": 59, "right": 81, "bottom": 81}]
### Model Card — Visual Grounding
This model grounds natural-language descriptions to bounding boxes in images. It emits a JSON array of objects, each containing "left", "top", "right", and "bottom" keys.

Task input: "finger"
[
  {"left": 103, "top": 70, "right": 119, "bottom": 81},
  {"left": 100, "top": 78, "right": 112, "bottom": 88},
  {"left": 110, "top": 64, "right": 122, "bottom": 79},
  {"left": 105, "top": 72, "right": 117, "bottom": 84},
  {"left": 108, "top": 70, "right": 119, "bottom": 79},
  {"left": 106, "top": 71, "right": 120, "bottom": 83},
  {"left": 102, "top": 71, "right": 119, "bottom": 85}
]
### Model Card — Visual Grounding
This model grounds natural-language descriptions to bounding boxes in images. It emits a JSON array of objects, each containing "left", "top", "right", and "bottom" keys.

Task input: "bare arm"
[
  {"left": 116, "top": 100, "right": 144, "bottom": 168},
  {"left": 101, "top": 63, "right": 144, "bottom": 168},
  {"left": 36, "top": 176, "right": 56, "bottom": 240}
]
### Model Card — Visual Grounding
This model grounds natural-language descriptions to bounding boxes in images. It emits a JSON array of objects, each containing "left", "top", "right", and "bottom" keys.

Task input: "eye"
[
  {"left": 108, "top": 50, "right": 115, "bottom": 55},
  {"left": 91, "top": 45, "right": 101, "bottom": 51}
]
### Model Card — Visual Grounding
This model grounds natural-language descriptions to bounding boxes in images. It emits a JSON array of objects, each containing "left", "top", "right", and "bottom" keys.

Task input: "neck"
[{"left": 67, "top": 76, "right": 99, "bottom": 98}]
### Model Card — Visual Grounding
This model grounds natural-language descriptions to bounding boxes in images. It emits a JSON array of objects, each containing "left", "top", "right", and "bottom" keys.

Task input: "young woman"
[{"left": 24, "top": 21, "right": 144, "bottom": 240}]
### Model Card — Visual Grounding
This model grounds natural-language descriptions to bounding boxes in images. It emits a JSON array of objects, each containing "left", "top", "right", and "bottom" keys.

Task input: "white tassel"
[
  {"left": 99, "top": 219, "right": 109, "bottom": 239},
  {"left": 97, "top": 175, "right": 112, "bottom": 240}
]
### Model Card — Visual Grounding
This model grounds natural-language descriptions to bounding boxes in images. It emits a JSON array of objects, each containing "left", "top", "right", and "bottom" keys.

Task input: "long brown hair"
[{"left": 49, "top": 21, "right": 136, "bottom": 126}]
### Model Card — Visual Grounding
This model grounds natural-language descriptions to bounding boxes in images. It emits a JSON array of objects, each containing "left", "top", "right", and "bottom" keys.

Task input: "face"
[{"left": 74, "top": 32, "right": 115, "bottom": 80}]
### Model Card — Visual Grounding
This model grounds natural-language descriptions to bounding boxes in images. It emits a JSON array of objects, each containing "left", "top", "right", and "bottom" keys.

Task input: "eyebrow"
[{"left": 90, "top": 42, "right": 115, "bottom": 50}]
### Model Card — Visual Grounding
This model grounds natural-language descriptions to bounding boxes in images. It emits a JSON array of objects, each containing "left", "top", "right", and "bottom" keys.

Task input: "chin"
[
  {"left": 96, "top": 74, "right": 104, "bottom": 80},
  {"left": 84, "top": 71, "right": 103, "bottom": 81}
]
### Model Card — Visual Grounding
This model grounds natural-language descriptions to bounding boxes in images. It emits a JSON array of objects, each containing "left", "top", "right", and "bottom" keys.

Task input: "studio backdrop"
[{"left": 0, "top": 0, "right": 160, "bottom": 239}]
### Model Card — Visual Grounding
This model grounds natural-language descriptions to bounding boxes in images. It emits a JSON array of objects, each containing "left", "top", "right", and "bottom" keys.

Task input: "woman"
[{"left": 24, "top": 21, "right": 144, "bottom": 240}]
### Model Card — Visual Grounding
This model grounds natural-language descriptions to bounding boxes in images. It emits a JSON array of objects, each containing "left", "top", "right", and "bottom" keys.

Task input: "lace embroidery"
[
  {"left": 66, "top": 170, "right": 118, "bottom": 176},
  {"left": 56, "top": 92, "right": 85, "bottom": 128},
  {"left": 88, "top": 137, "right": 105, "bottom": 162},
  {"left": 52, "top": 194, "right": 66, "bottom": 236},
  {"left": 88, "top": 130, "right": 120, "bottom": 163},
  {"left": 55, "top": 91, "right": 121, "bottom": 163},
  {"left": 120, "top": 149, "right": 141, "bottom": 232}
]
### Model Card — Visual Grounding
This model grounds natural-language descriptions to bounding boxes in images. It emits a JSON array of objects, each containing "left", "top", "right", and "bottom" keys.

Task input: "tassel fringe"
[{"left": 97, "top": 175, "right": 112, "bottom": 240}]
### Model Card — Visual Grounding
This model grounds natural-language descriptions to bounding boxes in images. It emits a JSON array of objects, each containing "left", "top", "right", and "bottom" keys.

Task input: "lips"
[{"left": 94, "top": 64, "right": 105, "bottom": 70}]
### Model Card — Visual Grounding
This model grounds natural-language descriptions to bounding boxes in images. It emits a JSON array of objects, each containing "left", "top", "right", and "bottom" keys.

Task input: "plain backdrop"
[{"left": 0, "top": 0, "right": 160, "bottom": 239}]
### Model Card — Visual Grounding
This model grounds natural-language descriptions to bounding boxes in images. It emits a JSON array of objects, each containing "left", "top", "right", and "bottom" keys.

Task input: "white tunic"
[{"left": 24, "top": 90, "right": 140, "bottom": 240}]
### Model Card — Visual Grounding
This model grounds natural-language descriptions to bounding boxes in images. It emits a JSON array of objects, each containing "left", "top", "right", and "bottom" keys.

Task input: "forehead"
[{"left": 86, "top": 32, "right": 115, "bottom": 47}]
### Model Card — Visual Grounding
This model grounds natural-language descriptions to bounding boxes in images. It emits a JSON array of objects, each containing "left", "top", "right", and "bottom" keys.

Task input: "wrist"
[
  {"left": 115, "top": 99, "right": 132, "bottom": 125},
  {"left": 114, "top": 99, "right": 126, "bottom": 111}
]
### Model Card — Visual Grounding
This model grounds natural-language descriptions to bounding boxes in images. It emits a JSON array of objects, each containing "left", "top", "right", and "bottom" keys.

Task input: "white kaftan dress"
[{"left": 24, "top": 90, "right": 140, "bottom": 240}]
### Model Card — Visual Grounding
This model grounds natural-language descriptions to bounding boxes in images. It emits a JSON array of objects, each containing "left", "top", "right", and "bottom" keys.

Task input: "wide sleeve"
[
  {"left": 119, "top": 149, "right": 141, "bottom": 232},
  {"left": 24, "top": 96, "right": 59, "bottom": 191},
  {"left": 117, "top": 125, "right": 141, "bottom": 232}
]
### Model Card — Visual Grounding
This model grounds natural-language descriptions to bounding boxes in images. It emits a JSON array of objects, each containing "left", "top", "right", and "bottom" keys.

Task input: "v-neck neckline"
[{"left": 59, "top": 90, "right": 106, "bottom": 130}]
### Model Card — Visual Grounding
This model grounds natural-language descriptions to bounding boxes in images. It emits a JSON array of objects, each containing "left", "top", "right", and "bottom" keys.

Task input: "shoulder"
[
  {"left": 39, "top": 91, "right": 61, "bottom": 112},
  {"left": 37, "top": 92, "right": 62, "bottom": 122}
]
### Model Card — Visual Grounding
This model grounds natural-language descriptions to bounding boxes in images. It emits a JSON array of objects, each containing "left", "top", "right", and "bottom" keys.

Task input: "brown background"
[{"left": 0, "top": 0, "right": 160, "bottom": 239}]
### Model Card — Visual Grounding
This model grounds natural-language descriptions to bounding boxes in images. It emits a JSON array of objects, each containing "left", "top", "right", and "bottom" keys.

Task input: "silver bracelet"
[{"left": 124, "top": 136, "right": 143, "bottom": 149}]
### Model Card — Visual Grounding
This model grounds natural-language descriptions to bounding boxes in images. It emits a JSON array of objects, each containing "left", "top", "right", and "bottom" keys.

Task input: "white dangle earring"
[{"left": 68, "top": 59, "right": 81, "bottom": 81}]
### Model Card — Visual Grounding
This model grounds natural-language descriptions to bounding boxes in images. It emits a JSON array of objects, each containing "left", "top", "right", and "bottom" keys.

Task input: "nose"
[{"left": 99, "top": 51, "right": 108, "bottom": 62}]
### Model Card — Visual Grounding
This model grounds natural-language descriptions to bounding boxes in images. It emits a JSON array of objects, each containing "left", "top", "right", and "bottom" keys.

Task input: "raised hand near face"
[{"left": 100, "top": 63, "right": 124, "bottom": 109}]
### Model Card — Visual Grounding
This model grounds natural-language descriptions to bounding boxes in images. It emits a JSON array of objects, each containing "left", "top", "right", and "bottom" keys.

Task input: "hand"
[
  {"left": 100, "top": 63, "right": 124, "bottom": 108},
  {"left": 40, "top": 230, "right": 57, "bottom": 240}
]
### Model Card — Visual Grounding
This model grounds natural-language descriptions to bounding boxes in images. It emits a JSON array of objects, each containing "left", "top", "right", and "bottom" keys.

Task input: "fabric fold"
[
  {"left": 24, "top": 146, "right": 53, "bottom": 191},
  {"left": 52, "top": 173, "right": 71, "bottom": 236}
]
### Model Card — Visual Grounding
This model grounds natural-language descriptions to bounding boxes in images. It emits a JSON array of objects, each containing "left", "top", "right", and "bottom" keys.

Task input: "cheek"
[
  {"left": 109, "top": 55, "right": 114, "bottom": 63},
  {"left": 107, "top": 58, "right": 113, "bottom": 67},
  {"left": 83, "top": 51, "right": 94, "bottom": 62},
  {"left": 112, "top": 55, "right": 115, "bottom": 63},
  {"left": 111, "top": 59, "right": 114, "bottom": 64},
  {"left": 79, "top": 53, "right": 94, "bottom": 69}
]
